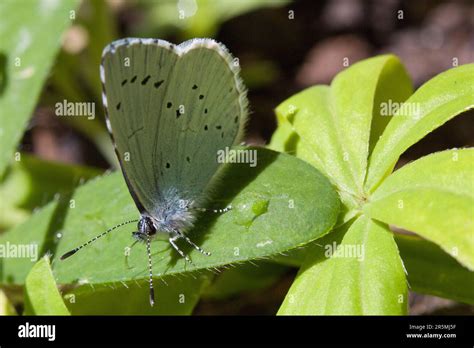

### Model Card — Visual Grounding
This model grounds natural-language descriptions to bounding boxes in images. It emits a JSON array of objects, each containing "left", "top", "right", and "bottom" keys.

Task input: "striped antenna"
[
  {"left": 146, "top": 232, "right": 155, "bottom": 306},
  {"left": 60, "top": 219, "right": 139, "bottom": 260}
]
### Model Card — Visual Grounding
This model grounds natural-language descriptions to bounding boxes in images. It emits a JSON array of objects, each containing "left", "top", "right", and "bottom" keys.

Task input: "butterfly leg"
[
  {"left": 169, "top": 235, "right": 193, "bottom": 265},
  {"left": 196, "top": 205, "right": 232, "bottom": 214},
  {"left": 180, "top": 233, "right": 211, "bottom": 256},
  {"left": 124, "top": 238, "right": 139, "bottom": 269}
]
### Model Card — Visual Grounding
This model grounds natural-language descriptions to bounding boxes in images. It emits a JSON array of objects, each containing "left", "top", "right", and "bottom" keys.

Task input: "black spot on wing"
[
  {"left": 141, "top": 75, "right": 151, "bottom": 85},
  {"left": 116, "top": 102, "right": 121, "bottom": 110},
  {"left": 130, "top": 75, "right": 137, "bottom": 83},
  {"left": 154, "top": 80, "right": 164, "bottom": 89},
  {"left": 167, "top": 102, "right": 172, "bottom": 108},
  {"left": 121, "top": 79, "right": 127, "bottom": 86}
]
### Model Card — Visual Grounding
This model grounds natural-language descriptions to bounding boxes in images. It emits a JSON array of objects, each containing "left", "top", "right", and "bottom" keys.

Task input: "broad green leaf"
[
  {"left": 395, "top": 234, "right": 474, "bottom": 305},
  {"left": 369, "top": 56, "right": 413, "bottom": 153},
  {"left": 275, "top": 86, "right": 360, "bottom": 222},
  {"left": 330, "top": 55, "right": 411, "bottom": 193},
  {"left": 37, "top": 148, "right": 339, "bottom": 286},
  {"left": 0, "top": 0, "right": 78, "bottom": 177},
  {"left": 202, "top": 261, "right": 289, "bottom": 300},
  {"left": 24, "top": 256, "right": 69, "bottom": 315},
  {"left": 275, "top": 233, "right": 474, "bottom": 305},
  {"left": 365, "top": 149, "right": 474, "bottom": 270},
  {"left": 0, "top": 200, "right": 61, "bottom": 285},
  {"left": 278, "top": 216, "right": 407, "bottom": 315},
  {"left": 65, "top": 273, "right": 210, "bottom": 315},
  {"left": 0, "top": 154, "right": 101, "bottom": 229},
  {"left": 365, "top": 64, "right": 474, "bottom": 192},
  {"left": 272, "top": 55, "right": 412, "bottom": 224}
]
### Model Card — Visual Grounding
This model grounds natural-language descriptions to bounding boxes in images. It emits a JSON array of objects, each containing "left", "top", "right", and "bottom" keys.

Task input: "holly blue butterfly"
[{"left": 61, "top": 38, "right": 248, "bottom": 305}]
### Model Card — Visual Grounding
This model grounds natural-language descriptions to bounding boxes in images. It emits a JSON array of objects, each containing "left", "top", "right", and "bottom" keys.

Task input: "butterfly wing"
[{"left": 100, "top": 38, "right": 247, "bottom": 213}]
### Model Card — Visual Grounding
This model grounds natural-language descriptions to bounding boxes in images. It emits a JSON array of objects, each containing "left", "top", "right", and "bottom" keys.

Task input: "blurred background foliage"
[{"left": 0, "top": 0, "right": 473, "bottom": 314}]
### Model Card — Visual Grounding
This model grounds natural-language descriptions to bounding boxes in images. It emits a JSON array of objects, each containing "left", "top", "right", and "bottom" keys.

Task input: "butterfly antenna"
[
  {"left": 146, "top": 232, "right": 155, "bottom": 306},
  {"left": 60, "top": 219, "right": 139, "bottom": 260}
]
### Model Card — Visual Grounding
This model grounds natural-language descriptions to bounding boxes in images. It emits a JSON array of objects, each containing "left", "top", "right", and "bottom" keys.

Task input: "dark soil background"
[{"left": 20, "top": 0, "right": 474, "bottom": 315}]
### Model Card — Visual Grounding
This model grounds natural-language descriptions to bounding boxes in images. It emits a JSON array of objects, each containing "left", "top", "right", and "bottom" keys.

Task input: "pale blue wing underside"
[{"left": 100, "top": 38, "right": 248, "bottom": 214}]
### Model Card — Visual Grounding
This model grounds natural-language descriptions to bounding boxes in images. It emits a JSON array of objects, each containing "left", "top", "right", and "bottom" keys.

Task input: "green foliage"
[
  {"left": 0, "top": 0, "right": 471, "bottom": 315},
  {"left": 395, "top": 234, "right": 474, "bottom": 305},
  {"left": 0, "top": 0, "right": 78, "bottom": 177},
  {"left": 202, "top": 261, "right": 289, "bottom": 300},
  {"left": 365, "top": 149, "right": 474, "bottom": 270},
  {"left": 1, "top": 148, "right": 339, "bottom": 314},
  {"left": 65, "top": 274, "right": 210, "bottom": 315},
  {"left": 51, "top": 148, "right": 338, "bottom": 284},
  {"left": 279, "top": 217, "right": 407, "bottom": 315},
  {"left": 24, "top": 256, "right": 70, "bottom": 315},
  {"left": 365, "top": 64, "right": 474, "bottom": 192},
  {"left": 270, "top": 57, "right": 474, "bottom": 314},
  {"left": 0, "top": 201, "right": 60, "bottom": 285},
  {"left": 0, "top": 154, "right": 101, "bottom": 229}
]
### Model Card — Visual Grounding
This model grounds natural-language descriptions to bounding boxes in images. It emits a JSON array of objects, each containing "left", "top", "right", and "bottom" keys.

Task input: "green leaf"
[
  {"left": 365, "top": 149, "right": 474, "bottom": 270},
  {"left": 65, "top": 273, "right": 210, "bottom": 315},
  {"left": 53, "top": 148, "right": 339, "bottom": 285},
  {"left": 280, "top": 230, "right": 474, "bottom": 304},
  {"left": 271, "top": 55, "right": 412, "bottom": 224},
  {"left": 202, "top": 261, "right": 289, "bottom": 300},
  {"left": 0, "top": 200, "right": 62, "bottom": 285},
  {"left": 1, "top": 148, "right": 337, "bottom": 289},
  {"left": 365, "top": 64, "right": 474, "bottom": 192},
  {"left": 368, "top": 56, "right": 413, "bottom": 154},
  {"left": 0, "top": 154, "right": 101, "bottom": 229},
  {"left": 0, "top": 0, "right": 78, "bottom": 177},
  {"left": 24, "top": 256, "right": 70, "bottom": 315},
  {"left": 395, "top": 234, "right": 474, "bottom": 305},
  {"left": 278, "top": 216, "right": 407, "bottom": 315}
]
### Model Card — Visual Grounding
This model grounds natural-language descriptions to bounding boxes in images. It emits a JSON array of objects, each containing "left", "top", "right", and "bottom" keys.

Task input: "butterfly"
[{"left": 61, "top": 38, "right": 248, "bottom": 305}]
